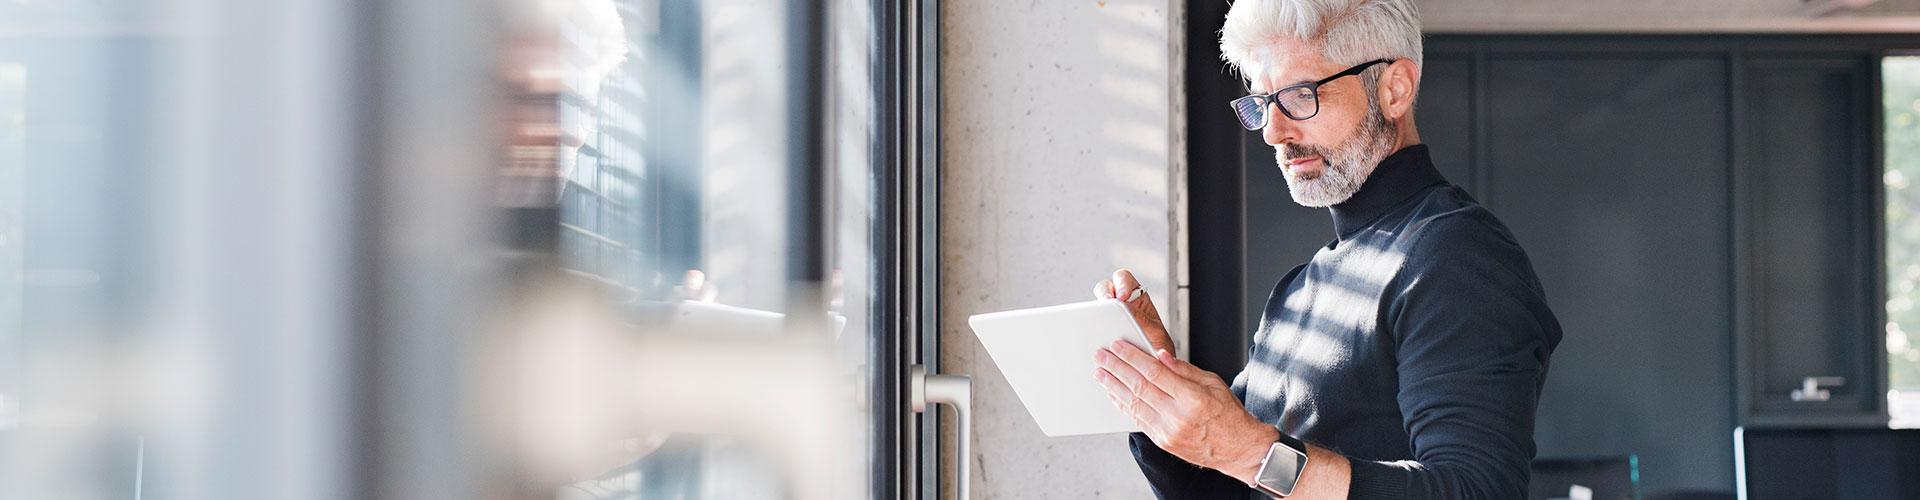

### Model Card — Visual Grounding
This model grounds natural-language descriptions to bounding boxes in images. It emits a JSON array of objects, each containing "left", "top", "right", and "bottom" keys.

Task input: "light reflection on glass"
[{"left": 0, "top": 0, "right": 879, "bottom": 498}]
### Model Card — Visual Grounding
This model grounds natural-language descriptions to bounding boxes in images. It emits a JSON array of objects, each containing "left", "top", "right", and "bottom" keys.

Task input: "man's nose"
[{"left": 1261, "top": 103, "right": 1300, "bottom": 146}]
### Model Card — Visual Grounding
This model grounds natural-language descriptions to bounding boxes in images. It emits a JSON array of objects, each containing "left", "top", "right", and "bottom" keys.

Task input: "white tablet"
[{"left": 968, "top": 298, "right": 1153, "bottom": 437}]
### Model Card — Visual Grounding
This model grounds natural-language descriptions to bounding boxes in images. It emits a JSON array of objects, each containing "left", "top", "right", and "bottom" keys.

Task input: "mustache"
[{"left": 1282, "top": 142, "right": 1333, "bottom": 161}]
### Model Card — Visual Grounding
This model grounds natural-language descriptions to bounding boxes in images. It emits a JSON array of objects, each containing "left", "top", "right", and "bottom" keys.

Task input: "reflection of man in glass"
[
  {"left": 1091, "top": 1, "right": 1563, "bottom": 498},
  {"left": 499, "top": 0, "right": 628, "bottom": 211},
  {"left": 499, "top": 1, "right": 704, "bottom": 498},
  {"left": 500, "top": 2, "right": 799, "bottom": 499}
]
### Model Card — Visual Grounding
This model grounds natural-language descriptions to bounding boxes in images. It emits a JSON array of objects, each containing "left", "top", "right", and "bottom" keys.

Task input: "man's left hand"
[{"left": 1093, "top": 339, "right": 1279, "bottom": 483}]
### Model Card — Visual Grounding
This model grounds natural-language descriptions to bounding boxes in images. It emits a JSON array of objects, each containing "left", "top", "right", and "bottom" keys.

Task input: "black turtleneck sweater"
[{"left": 1130, "top": 145, "right": 1563, "bottom": 499}]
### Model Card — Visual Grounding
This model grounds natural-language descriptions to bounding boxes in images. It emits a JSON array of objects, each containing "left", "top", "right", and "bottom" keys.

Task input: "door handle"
[
  {"left": 911, "top": 365, "right": 972, "bottom": 500},
  {"left": 1789, "top": 376, "right": 1846, "bottom": 402}
]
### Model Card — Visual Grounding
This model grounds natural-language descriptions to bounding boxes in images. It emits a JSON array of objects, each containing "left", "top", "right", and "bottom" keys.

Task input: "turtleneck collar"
[{"left": 1328, "top": 144, "right": 1447, "bottom": 239}]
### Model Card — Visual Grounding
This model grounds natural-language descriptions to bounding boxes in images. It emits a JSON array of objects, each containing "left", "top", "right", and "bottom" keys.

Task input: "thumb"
[{"left": 1111, "top": 269, "right": 1174, "bottom": 354}]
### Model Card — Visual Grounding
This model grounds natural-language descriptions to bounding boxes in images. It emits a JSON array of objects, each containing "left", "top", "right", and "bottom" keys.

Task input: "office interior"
[{"left": 4, "top": 0, "right": 1920, "bottom": 499}]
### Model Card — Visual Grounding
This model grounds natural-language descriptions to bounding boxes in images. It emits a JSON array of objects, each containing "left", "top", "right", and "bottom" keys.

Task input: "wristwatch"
[{"left": 1251, "top": 430, "right": 1310, "bottom": 498}]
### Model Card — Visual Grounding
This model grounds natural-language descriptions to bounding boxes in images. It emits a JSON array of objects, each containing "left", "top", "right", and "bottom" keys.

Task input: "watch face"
[{"left": 1256, "top": 441, "right": 1309, "bottom": 496}]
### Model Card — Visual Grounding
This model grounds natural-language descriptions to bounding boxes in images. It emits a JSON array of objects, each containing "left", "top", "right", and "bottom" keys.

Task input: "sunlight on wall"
[{"left": 939, "top": 0, "right": 1179, "bottom": 497}]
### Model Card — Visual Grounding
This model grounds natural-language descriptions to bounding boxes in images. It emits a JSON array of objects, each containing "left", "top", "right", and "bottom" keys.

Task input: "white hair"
[
  {"left": 507, "top": 0, "right": 630, "bottom": 100},
  {"left": 1219, "top": 0, "right": 1423, "bottom": 87}
]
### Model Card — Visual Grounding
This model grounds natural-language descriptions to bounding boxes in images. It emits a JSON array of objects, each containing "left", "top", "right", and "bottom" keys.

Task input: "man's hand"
[
  {"left": 1091, "top": 269, "right": 1175, "bottom": 353},
  {"left": 1090, "top": 269, "right": 1277, "bottom": 484}
]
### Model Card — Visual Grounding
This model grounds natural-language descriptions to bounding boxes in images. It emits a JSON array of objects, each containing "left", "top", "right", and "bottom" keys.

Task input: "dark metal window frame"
[
  {"left": 873, "top": 0, "right": 939, "bottom": 498},
  {"left": 901, "top": 0, "right": 941, "bottom": 498}
]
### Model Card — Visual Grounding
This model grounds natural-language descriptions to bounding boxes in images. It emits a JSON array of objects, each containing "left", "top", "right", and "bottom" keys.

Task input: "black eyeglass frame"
[{"left": 1230, "top": 58, "right": 1394, "bottom": 130}]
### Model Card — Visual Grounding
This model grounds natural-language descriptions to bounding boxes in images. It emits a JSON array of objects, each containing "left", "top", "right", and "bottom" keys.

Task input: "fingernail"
[{"left": 1126, "top": 287, "right": 1143, "bottom": 302}]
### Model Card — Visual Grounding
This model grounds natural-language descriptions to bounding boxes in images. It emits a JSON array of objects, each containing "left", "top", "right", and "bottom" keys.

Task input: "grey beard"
[{"left": 1277, "top": 104, "right": 1399, "bottom": 208}]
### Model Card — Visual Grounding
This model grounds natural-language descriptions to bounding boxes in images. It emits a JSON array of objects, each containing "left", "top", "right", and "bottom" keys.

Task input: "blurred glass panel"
[
  {"left": 507, "top": 0, "right": 881, "bottom": 498},
  {"left": 1887, "top": 56, "right": 1920, "bottom": 428},
  {"left": 0, "top": 0, "right": 885, "bottom": 498},
  {"left": 0, "top": 5, "right": 185, "bottom": 498}
]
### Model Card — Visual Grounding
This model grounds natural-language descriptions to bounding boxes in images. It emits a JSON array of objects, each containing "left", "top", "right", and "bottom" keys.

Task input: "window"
[
  {"left": 0, "top": 0, "right": 903, "bottom": 497},
  {"left": 530, "top": 0, "right": 889, "bottom": 497},
  {"left": 1883, "top": 56, "right": 1920, "bottom": 428}
]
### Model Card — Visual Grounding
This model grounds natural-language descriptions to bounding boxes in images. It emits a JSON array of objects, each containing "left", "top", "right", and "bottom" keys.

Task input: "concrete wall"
[{"left": 938, "top": 0, "right": 1184, "bottom": 497}]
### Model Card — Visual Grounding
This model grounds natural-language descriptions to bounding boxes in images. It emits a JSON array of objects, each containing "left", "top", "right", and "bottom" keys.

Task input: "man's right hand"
[{"left": 1092, "top": 268, "right": 1176, "bottom": 355}]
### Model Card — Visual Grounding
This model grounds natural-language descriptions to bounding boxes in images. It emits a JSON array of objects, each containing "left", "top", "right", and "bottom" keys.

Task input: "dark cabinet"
[
  {"left": 1479, "top": 55, "right": 1735, "bottom": 493},
  {"left": 1735, "top": 56, "right": 1890, "bottom": 428}
]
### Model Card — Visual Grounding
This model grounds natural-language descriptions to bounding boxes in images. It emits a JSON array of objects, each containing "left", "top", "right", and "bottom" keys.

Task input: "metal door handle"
[
  {"left": 911, "top": 365, "right": 971, "bottom": 500},
  {"left": 1789, "top": 376, "right": 1845, "bottom": 402}
]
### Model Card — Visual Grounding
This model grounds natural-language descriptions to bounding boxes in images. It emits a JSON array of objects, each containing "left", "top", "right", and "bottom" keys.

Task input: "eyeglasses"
[{"left": 1229, "top": 58, "right": 1393, "bottom": 130}]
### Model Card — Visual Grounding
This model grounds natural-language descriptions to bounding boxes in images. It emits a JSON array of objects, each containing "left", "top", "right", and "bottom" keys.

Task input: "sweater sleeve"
[
  {"left": 1128, "top": 432, "right": 1251, "bottom": 499},
  {"left": 1345, "top": 215, "right": 1562, "bottom": 499}
]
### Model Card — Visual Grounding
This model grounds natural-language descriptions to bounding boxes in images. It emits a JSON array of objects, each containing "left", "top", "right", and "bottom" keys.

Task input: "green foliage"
[{"left": 1884, "top": 58, "right": 1920, "bottom": 393}]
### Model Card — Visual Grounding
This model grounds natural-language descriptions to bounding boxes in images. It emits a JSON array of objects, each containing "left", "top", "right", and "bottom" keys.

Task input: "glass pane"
[
  {"left": 506, "top": 0, "right": 881, "bottom": 498},
  {"left": 0, "top": 0, "right": 888, "bottom": 498},
  {"left": 1885, "top": 56, "right": 1920, "bottom": 428},
  {"left": 0, "top": 4, "right": 190, "bottom": 498}
]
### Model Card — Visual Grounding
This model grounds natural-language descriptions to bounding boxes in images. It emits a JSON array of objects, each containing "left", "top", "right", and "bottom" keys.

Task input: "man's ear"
[{"left": 1377, "top": 58, "right": 1420, "bottom": 121}]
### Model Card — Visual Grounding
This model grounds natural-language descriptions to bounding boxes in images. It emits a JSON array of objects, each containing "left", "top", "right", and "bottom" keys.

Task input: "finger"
[
  {"left": 1110, "top": 269, "right": 1175, "bottom": 353},
  {"left": 1093, "top": 347, "right": 1147, "bottom": 394},
  {"left": 1093, "top": 279, "right": 1116, "bottom": 300},
  {"left": 1096, "top": 368, "right": 1172, "bottom": 432},
  {"left": 1094, "top": 346, "right": 1178, "bottom": 408},
  {"left": 1096, "top": 368, "right": 1124, "bottom": 403},
  {"left": 1155, "top": 348, "right": 1208, "bottom": 382},
  {"left": 1109, "top": 340, "right": 1192, "bottom": 398},
  {"left": 1113, "top": 269, "right": 1136, "bottom": 292},
  {"left": 1126, "top": 392, "right": 1169, "bottom": 433},
  {"left": 1111, "top": 269, "right": 1142, "bottom": 300},
  {"left": 1103, "top": 389, "right": 1162, "bottom": 441},
  {"left": 1094, "top": 367, "right": 1136, "bottom": 407},
  {"left": 1095, "top": 361, "right": 1177, "bottom": 411},
  {"left": 1101, "top": 383, "right": 1129, "bottom": 412}
]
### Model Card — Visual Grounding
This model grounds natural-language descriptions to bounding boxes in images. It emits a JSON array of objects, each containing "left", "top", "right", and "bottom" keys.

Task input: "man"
[{"left": 1090, "top": 0, "right": 1563, "bottom": 498}]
